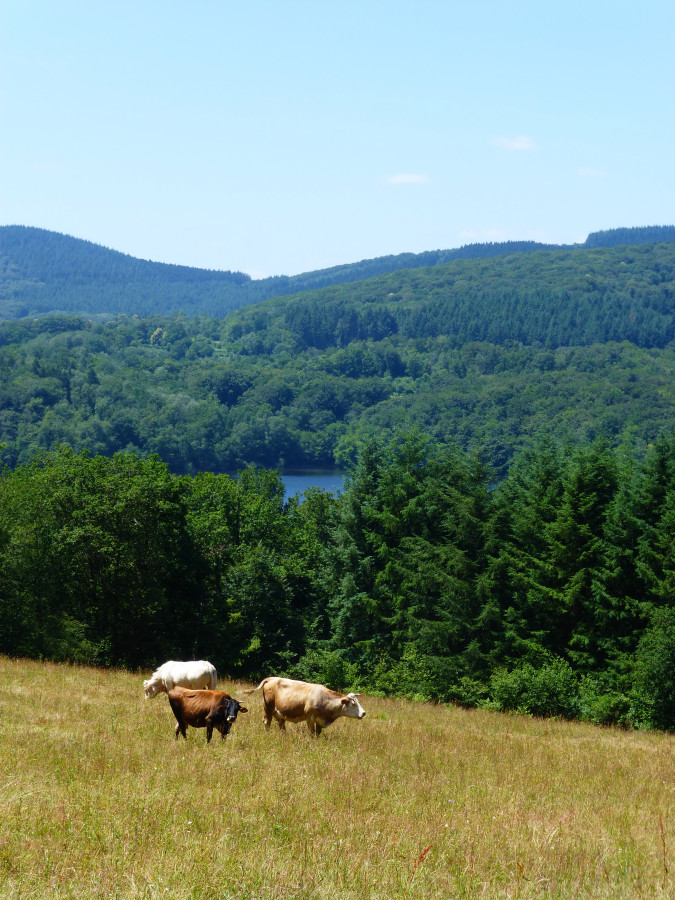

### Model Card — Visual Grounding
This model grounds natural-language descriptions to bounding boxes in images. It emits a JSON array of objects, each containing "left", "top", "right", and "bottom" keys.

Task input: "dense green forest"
[
  {"left": 2, "top": 224, "right": 674, "bottom": 320},
  {"left": 2, "top": 242, "right": 675, "bottom": 474},
  {"left": 2, "top": 436, "right": 675, "bottom": 731},
  {"left": 3, "top": 229, "right": 675, "bottom": 730}
]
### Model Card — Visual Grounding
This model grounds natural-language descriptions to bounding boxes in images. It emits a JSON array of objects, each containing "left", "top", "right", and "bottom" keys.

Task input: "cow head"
[
  {"left": 341, "top": 693, "right": 366, "bottom": 720},
  {"left": 207, "top": 698, "right": 248, "bottom": 738},
  {"left": 143, "top": 679, "right": 161, "bottom": 700}
]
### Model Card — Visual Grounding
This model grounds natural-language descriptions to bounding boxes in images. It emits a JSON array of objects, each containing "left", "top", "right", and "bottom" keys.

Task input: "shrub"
[
  {"left": 377, "top": 646, "right": 466, "bottom": 703},
  {"left": 631, "top": 608, "right": 675, "bottom": 731},
  {"left": 489, "top": 657, "right": 580, "bottom": 719},
  {"left": 579, "top": 680, "right": 633, "bottom": 727},
  {"left": 447, "top": 676, "right": 489, "bottom": 709},
  {"left": 290, "top": 649, "right": 358, "bottom": 692}
]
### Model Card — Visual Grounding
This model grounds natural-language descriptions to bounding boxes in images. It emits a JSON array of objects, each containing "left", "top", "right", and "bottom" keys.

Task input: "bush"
[
  {"left": 376, "top": 646, "right": 465, "bottom": 703},
  {"left": 490, "top": 657, "right": 580, "bottom": 719},
  {"left": 290, "top": 649, "right": 358, "bottom": 692},
  {"left": 45, "top": 615, "right": 112, "bottom": 666},
  {"left": 631, "top": 608, "right": 675, "bottom": 731},
  {"left": 579, "top": 680, "right": 632, "bottom": 727},
  {"left": 446, "top": 676, "right": 489, "bottom": 709},
  {"left": 489, "top": 667, "right": 529, "bottom": 714}
]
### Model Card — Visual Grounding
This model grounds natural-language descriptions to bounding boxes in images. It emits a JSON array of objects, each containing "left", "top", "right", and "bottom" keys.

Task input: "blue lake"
[{"left": 280, "top": 470, "right": 345, "bottom": 499}]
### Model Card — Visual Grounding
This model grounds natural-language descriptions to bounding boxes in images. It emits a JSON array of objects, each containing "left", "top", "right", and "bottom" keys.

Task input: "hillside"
[
  {"left": 5, "top": 657, "right": 673, "bottom": 899},
  {"left": 1, "top": 241, "right": 675, "bottom": 474},
  {"left": 2, "top": 223, "right": 674, "bottom": 320},
  {"left": 227, "top": 241, "right": 675, "bottom": 350}
]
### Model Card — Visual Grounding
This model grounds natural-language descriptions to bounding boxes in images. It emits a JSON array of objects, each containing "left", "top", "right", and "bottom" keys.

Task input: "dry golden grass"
[{"left": 0, "top": 656, "right": 673, "bottom": 899}]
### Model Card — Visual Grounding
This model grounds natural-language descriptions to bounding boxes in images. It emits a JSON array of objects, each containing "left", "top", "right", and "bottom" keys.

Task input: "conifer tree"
[{"left": 539, "top": 440, "right": 618, "bottom": 671}]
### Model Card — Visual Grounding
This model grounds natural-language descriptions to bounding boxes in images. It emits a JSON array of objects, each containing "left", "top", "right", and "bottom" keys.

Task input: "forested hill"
[
  {"left": 0, "top": 226, "right": 253, "bottom": 320},
  {"left": 2, "top": 223, "right": 674, "bottom": 320},
  {"left": 228, "top": 241, "right": 675, "bottom": 351},
  {"left": 2, "top": 240, "right": 675, "bottom": 475}
]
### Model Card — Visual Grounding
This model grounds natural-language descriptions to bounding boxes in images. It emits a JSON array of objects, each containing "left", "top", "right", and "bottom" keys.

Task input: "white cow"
[{"left": 143, "top": 660, "right": 217, "bottom": 700}]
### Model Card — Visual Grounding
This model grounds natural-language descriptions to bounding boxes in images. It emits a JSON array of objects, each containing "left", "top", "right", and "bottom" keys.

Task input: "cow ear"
[
  {"left": 238, "top": 705, "right": 248, "bottom": 713},
  {"left": 341, "top": 697, "right": 349, "bottom": 706}
]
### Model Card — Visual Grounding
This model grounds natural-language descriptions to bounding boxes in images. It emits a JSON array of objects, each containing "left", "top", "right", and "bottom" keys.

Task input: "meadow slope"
[{"left": 1, "top": 657, "right": 673, "bottom": 899}]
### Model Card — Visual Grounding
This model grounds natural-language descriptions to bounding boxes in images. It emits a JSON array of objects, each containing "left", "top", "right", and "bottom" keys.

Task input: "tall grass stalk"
[{"left": 0, "top": 657, "right": 673, "bottom": 898}]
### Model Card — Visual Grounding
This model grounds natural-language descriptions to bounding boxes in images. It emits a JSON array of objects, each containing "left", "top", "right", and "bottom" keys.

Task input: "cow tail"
[{"left": 243, "top": 678, "right": 269, "bottom": 696}]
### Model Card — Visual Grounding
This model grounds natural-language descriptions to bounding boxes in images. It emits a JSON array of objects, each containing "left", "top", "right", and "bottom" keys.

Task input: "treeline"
[
  {"left": 2, "top": 435, "right": 675, "bottom": 731},
  {"left": 3, "top": 224, "right": 674, "bottom": 320},
  {"left": 584, "top": 225, "right": 675, "bottom": 248}
]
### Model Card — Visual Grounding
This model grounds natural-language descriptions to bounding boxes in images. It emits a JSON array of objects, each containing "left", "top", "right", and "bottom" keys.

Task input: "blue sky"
[{"left": 2, "top": 1, "right": 673, "bottom": 278}]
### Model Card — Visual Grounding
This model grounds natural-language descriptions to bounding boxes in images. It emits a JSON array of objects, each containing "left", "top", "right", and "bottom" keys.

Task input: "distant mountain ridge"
[{"left": 1, "top": 223, "right": 674, "bottom": 320}]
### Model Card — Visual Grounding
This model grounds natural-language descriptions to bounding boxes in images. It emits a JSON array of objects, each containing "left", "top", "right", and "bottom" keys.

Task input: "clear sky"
[{"left": 2, "top": 1, "right": 673, "bottom": 278}]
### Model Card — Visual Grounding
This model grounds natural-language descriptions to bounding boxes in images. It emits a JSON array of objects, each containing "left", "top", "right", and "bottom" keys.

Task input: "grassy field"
[{"left": 0, "top": 657, "right": 673, "bottom": 899}]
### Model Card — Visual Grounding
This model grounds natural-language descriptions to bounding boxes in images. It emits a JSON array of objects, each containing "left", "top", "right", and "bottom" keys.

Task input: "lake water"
[{"left": 281, "top": 469, "right": 345, "bottom": 498}]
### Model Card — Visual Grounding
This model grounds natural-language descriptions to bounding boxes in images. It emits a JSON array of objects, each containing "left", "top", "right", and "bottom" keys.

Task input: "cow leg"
[
  {"left": 175, "top": 721, "right": 186, "bottom": 740},
  {"left": 206, "top": 724, "right": 213, "bottom": 743},
  {"left": 262, "top": 695, "right": 276, "bottom": 730}
]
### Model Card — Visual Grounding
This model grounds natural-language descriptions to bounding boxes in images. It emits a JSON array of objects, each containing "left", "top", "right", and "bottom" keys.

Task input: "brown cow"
[
  {"left": 167, "top": 686, "right": 248, "bottom": 742},
  {"left": 245, "top": 677, "right": 366, "bottom": 736}
]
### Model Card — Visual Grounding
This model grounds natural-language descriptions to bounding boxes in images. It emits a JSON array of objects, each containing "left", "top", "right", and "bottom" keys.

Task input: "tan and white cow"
[{"left": 246, "top": 676, "right": 366, "bottom": 736}]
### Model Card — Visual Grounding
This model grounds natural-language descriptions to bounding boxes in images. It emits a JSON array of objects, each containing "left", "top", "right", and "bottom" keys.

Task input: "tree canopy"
[
  {"left": 1, "top": 241, "right": 675, "bottom": 475},
  {"left": 3, "top": 435, "right": 675, "bottom": 730}
]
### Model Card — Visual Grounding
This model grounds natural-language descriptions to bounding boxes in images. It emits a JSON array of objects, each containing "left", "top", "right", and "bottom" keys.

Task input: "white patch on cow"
[{"left": 343, "top": 693, "right": 366, "bottom": 719}]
